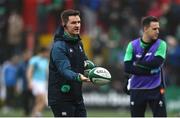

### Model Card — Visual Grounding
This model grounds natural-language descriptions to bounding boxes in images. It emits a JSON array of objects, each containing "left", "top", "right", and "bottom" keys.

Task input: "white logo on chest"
[
  {"left": 79, "top": 45, "right": 83, "bottom": 52},
  {"left": 145, "top": 52, "right": 152, "bottom": 56},
  {"left": 136, "top": 52, "right": 152, "bottom": 59},
  {"left": 69, "top": 48, "right": 73, "bottom": 53},
  {"left": 136, "top": 54, "right": 142, "bottom": 58}
]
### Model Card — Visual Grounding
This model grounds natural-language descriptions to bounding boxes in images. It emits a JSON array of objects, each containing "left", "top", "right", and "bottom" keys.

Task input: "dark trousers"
[
  {"left": 130, "top": 87, "right": 167, "bottom": 117},
  {"left": 22, "top": 89, "right": 34, "bottom": 116},
  {"left": 6, "top": 86, "right": 15, "bottom": 107},
  {"left": 50, "top": 101, "right": 87, "bottom": 117}
]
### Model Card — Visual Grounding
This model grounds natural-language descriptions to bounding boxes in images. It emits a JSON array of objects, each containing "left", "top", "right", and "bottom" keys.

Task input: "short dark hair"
[
  {"left": 61, "top": 9, "right": 80, "bottom": 26},
  {"left": 141, "top": 16, "right": 159, "bottom": 28}
]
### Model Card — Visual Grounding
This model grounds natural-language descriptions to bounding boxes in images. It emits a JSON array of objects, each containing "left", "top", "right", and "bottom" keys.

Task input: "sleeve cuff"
[{"left": 75, "top": 73, "right": 81, "bottom": 82}]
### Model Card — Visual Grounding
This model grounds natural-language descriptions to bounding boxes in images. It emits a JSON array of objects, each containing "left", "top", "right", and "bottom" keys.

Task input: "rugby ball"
[{"left": 88, "top": 67, "right": 111, "bottom": 85}]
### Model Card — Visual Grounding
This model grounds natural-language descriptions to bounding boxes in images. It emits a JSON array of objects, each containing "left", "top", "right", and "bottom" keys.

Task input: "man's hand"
[{"left": 79, "top": 74, "right": 90, "bottom": 82}]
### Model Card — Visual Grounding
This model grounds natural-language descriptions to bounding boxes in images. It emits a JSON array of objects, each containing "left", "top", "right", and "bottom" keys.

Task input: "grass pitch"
[{"left": 0, "top": 107, "right": 179, "bottom": 117}]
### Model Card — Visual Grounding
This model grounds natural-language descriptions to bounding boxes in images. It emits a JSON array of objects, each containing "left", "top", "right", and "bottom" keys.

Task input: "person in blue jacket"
[{"left": 48, "top": 9, "right": 91, "bottom": 117}]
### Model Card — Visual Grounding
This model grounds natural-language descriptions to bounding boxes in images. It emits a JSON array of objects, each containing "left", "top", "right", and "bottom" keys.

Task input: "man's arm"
[
  {"left": 52, "top": 41, "right": 89, "bottom": 82},
  {"left": 136, "top": 56, "right": 164, "bottom": 69},
  {"left": 135, "top": 40, "right": 167, "bottom": 69},
  {"left": 124, "top": 61, "right": 152, "bottom": 75},
  {"left": 124, "top": 42, "right": 153, "bottom": 75}
]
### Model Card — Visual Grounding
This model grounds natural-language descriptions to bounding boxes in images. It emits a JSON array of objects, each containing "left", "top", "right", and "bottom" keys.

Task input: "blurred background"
[{"left": 0, "top": 0, "right": 180, "bottom": 117}]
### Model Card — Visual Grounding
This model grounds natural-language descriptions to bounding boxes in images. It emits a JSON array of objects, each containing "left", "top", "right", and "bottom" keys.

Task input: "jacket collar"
[{"left": 54, "top": 26, "right": 81, "bottom": 43}]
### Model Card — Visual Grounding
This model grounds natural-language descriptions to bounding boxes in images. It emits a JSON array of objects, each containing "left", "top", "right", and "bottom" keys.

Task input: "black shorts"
[
  {"left": 50, "top": 101, "right": 87, "bottom": 117},
  {"left": 130, "top": 86, "right": 167, "bottom": 117}
]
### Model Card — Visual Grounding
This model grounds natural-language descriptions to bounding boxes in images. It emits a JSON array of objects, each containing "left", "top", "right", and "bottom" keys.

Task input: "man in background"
[
  {"left": 27, "top": 47, "right": 49, "bottom": 117},
  {"left": 17, "top": 50, "right": 33, "bottom": 116},
  {"left": 124, "top": 16, "right": 167, "bottom": 117}
]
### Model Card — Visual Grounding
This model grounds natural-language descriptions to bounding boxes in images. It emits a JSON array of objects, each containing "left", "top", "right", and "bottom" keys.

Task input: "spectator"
[
  {"left": 17, "top": 50, "right": 33, "bottom": 116},
  {"left": 27, "top": 47, "right": 49, "bottom": 117},
  {"left": 2, "top": 55, "right": 19, "bottom": 113}
]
